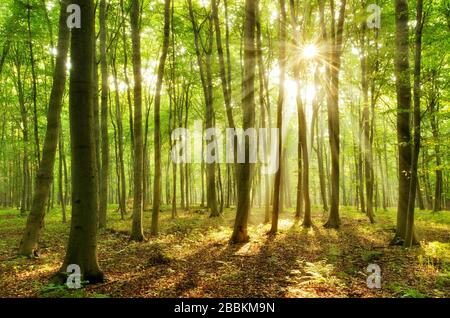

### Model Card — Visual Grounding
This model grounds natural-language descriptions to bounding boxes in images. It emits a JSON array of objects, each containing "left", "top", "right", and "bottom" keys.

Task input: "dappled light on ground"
[{"left": 0, "top": 206, "right": 449, "bottom": 298}]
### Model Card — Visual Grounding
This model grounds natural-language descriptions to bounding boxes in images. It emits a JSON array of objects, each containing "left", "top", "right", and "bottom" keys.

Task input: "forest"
[{"left": 0, "top": 0, "right": 449, "bottom": 299}]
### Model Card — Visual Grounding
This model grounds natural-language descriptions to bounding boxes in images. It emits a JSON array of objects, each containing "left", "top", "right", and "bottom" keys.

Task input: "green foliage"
[
  {"left": 435, "top": 273, "right": 450, "bottom": 289},
  {"left": 38, "top": 280, "right": 98, "bottom": 298},
  {"left": 0, "top": 0, "right": 449, "bottom": 299},
  {"left": 361, "top": 250, "right": 383, "bottom": 263},
  {"left": 401, "top": 288, "right": 428, "bottom": 298},
  {"left": 420, "top": 241, "right": 450, "bottom": 270},
  {"left": 326, "top": 244, "right": 342, "bottom": 262},
  {"left": 387, "top": 283, "right": 428, "bottom": 298},
  {"left": 1, "top": 206, "right": 450, "bottom": 297}
]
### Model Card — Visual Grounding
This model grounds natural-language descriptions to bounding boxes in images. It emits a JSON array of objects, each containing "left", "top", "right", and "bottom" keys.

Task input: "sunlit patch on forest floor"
[{"left": 0, "top": 206, "right": 449, "bottom": 298}]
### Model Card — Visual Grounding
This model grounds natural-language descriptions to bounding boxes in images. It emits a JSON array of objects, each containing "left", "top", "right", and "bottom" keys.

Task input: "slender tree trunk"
[
  {"left": 59, "top": 134, "right": 66, "bottom": 223},
  {"left": 358, "top": 118, "right": 366, "bottom": 213},
  {"left": 269, "top": 0, "right": 286, "bottom": 235},
  {"left": 360, "top": 21, "right": 375, "bottom": 223},
  {"left": 201, "top": 135, "right": 205, "bottom": 208},
  {"left": 392, "top": 0, "right": 413, "bottom": 245},
  {"left": 255, "top": 4, "right": 271, "bottom": 223},
  {"left": 316, "top": 109, "right": 329, "bottom": 212},
  {"left": 19, "top": 0, "right": 70, "bottom": 257},
  {"left": 130, "top": 0, "right": 146, "bottom": 241},
  {"left": 120, "top": 0, "right": 134, "bottom": 153},
  {"left": 27, "top": 3, "right": 41, "bottom": 166},
  {"left": 429, "top": 74, "right": 442, "bottom": 212},
  {"left": 111, "top": 54, "right": 127, "bottom": 217},
  {"left": 205, "top": 14, "right": 220, "bottom": 218},
  {"left": 383, "top": 120, "right": 390, "bottom": 208},
  {"left": 323, "top": 0, "right": 346, "bottom": 229},
  {"left": 99, "top": 0, "right": 109, "bottom": 229},
  {"left": 212, "top": 0, "right": 235, "bottom": 129},
  {"left": 93, "top": 30, "right": 100, "bottom": 214},
  {"left": 289, "top": 0, "right": 312, "bottom": 227},
  {"left": 184, "top": 89, "right": 190, "bottom": 211},
  {"left": 416, "top": 179, "right": 425, "bottom": 210},
  {"left": 169, "top": 88, "right": 177, "bottom": 218},
  {"left": 13, "top": 51, "right": 30, "bottom": 216},
  {"left": 230, "top": 0, "right": 257, "bottom": 243},
  {"left": 187, "top": 0, "right": 219, "bottom": 217},
  {"left": 405, "top": 0, "right": 424, "bottom": 247},
  {"left": 151, "top": 0, "right": 171, "bottom": 236}
]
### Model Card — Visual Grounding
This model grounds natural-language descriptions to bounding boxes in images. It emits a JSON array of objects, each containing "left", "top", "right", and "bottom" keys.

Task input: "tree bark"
[
  {"left": 255, "top": 4, "right": 271, "bottom": 223},
  {"left": 360, "top": 20, "right": 375, "bottom": 223},
  {"left": 269, "top": 0, "right": 286, "bottom": 235},
  {"left": 429, "top": 73, "right": 442, "bottom": 212},
  {"left": 99, "top": 0, "right": 109, "bottom": 229},
  {"left": 130, "top": 0, "right": 146, "bottom": 241},
  {"left": 323, "top": 0, "right": 346, "bottom": 229},
  {"left": 187, "top": 0, "right": 219, "bottom": 217},
  {"left": 392, "top": 0, "right": 413, "bottom": 245},
  {"left": 405, "top": 0, "right": 424, "bottom": 247},
  {"left": 151, "top": 0, "right": 171, "bottom": 236},
  {"left": 289, "top": 0, "right": 312, "bottom": 227},
  {"left": 26, "top": 3, "right": 41, "bottom": 166},
  {"left": 230, "top": 0, "right": 257, "bottom": 243},
  {"left": 111, "top": 52, "right": 127, "bottom": 218},
  {"left": 19, "top": 0, "right": 70, "bottom": 257},
  {"left": 55, "top": 0, "right": 104, "bottom": 283}
]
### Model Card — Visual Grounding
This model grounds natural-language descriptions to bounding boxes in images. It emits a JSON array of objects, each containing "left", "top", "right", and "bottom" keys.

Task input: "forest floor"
[{"left": 0, "top": 205, "right": 449, "bottom": 298}]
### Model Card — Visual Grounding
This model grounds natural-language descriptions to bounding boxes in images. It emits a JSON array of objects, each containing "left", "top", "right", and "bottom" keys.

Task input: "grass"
[{"left": 0, "top": 205, "right": 449, "bottom": 298}]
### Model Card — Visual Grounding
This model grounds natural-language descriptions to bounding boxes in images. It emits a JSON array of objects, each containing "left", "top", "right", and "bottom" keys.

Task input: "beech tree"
[
  {"left": 19, "top": 0, "right": 70, "bottom": 257},
  {"left": 130, "top": 0, "right": 145, "bottom": 241},
  {"left": 269, "top": 0, "right": 287, "bottom": 235},
  {"left": 0, "top": 0, "right": 447, "bottom": 296},
  {"left": 151, "top": 0, "right": 171, "bottom": 236},
  {"left": 55, "top": 0, "right": 104, "bottom": 283},
  {"left": 230, "top": 0, "right": 257, "bottom": 243}
]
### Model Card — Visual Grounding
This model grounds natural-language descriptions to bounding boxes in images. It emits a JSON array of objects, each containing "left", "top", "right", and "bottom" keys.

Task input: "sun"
[{"left": 302, "top": 44, "right": 318, "bottom": 59}]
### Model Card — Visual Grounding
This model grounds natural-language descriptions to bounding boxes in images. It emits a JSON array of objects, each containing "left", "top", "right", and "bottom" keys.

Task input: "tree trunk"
[
  {"left": 360, "top": 21, "right": 375, "bottom": 223},
  {"left": 212, "top": 0, "right": 235, "bottom": 130},
  {"left": 120, "top": 0, "right": 134, "bottom": 153},
  {"left": 187, "top": 0, "right": 219, "bottom": 217},
  {"left": 429, "top": 74, "right": 442, "bottom": 212},
  {"left": 151, "top": 0, "right": 171, "bottom": 236},
  {"left": 230, "top": 0, "right": 257, "bottom": 243},
  {"left": 130, "top": 0, "right": 146, "bottom": 241},
  {"left": 59, "top": 134, "right": 66, "bottom": 223},
  {"left": 323, "top": 0, "right": 346, "bottom": 229},
  {"left": 26, "top": 4, "right": 41, "bottom": 166},
  {"left": 19, "top": 0, "right": 70, "bottom": 257},
  {"left": 99, "top": 0, "right": 109, "bottom": 229},
  {"left": 392, "top": 0, "right": 413, "bottom": 245},
  {"left": 255, "top": 4, "right": 271, "bottom": 223},
  {"left": 289, "top": 0, "right": 312, "bottom": 227},
  {"left": 269, "top": 0, "right": 286, "bottom": 235},
  {"left": 55, "top": 0, "right": 104, "bottom": 283},
  {"left": 405, "top": 0, "right": 424, "bottom": 247},
  {"left": 316, "top": 110, "right": 329, "bottom": 212},
  {"left": 111, "top": 53, "right": 127, "bottom": 218}
]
